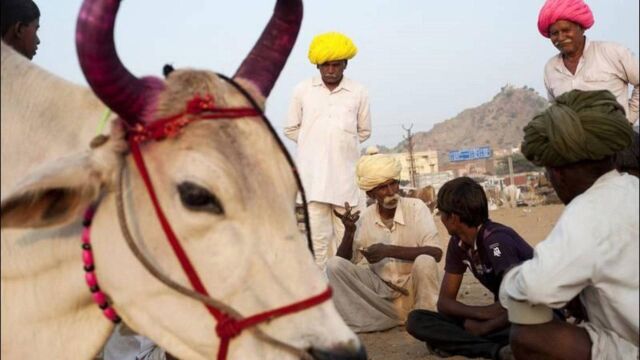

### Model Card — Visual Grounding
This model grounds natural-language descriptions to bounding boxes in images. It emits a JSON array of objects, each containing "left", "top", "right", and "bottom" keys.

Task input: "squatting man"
[{"left": 326, "top": 153, "right": 442, "bottom": 332}]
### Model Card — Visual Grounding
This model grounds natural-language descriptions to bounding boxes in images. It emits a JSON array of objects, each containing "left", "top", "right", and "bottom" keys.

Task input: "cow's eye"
[{"left": 177, "top": 182, "right": 224, "bottom": 214}]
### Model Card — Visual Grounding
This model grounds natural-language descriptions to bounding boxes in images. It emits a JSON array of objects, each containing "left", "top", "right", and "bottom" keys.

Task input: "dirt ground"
[{"left": 358, "top": 204, "right": 565, "bottom": 360}]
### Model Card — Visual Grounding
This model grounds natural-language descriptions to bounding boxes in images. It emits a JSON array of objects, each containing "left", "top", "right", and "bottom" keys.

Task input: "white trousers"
[
  {"left": 326, "top": 255, "right": 441, "bottom": 333},
  {"left": 307, "top": 199, "right": 366, "bottom": 270},
  {"left": 307, "top": 202, "right": 347, "bottom": 270}
]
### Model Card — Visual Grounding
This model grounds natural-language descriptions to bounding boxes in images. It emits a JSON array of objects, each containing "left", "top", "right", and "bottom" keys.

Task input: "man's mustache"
[
  {"left": 382, "top": 194, "right": 400, "bottom": 208},
  {"left": 554, "top": 39, "right": 572, "bottom": 47}
]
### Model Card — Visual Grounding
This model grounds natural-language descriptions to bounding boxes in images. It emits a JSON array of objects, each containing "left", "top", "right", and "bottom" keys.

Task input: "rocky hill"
[{"left": 392, "top": 85, "right": 548, "bottom": 158}]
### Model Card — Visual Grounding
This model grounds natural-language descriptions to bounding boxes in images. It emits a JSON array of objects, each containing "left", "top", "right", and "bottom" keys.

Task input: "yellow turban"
[
  {"left": 308, "top": 32, "right": 358, "bottom": 65},
  {"left": 356, "top": 154, "right": 402, "bottom": 191}
]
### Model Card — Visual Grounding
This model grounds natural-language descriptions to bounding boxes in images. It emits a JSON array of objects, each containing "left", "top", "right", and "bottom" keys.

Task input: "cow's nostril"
[{"left": 308, "top": 345, "right": 367, "bottom": 360}]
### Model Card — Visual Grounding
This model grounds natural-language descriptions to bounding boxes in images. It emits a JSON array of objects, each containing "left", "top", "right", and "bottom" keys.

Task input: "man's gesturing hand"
[{"left": 334, "top": 202, "right": 360, "bottom": 233}]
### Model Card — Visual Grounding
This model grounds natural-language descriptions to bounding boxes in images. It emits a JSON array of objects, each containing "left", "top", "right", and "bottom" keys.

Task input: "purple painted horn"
[
  {"left": 76, "top": 0, "right": 164, "bottom": 124},
  {"left": 234, "top": 0, "right": 303, "bottom": 97}
]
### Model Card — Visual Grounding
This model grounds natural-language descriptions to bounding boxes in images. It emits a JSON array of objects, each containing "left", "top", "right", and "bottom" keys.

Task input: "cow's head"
[{"left": 1, "top": 0, "right": 364, "bottom": 358}]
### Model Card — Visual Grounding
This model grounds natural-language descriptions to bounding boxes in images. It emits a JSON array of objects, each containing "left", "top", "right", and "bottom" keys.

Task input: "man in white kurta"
[
  {"left": 544, "top": 39, "right": 639, "bottom": 125},
  {"left": 326, "top": 154, "right": 442, "bottom": 333},
  {"left": 538, "top": 0, "right": 639, "bottom": 125},
  {"left": 284, "top": 32, "right": 371, "bottom": 269},
  {"left": 499, "top": 89, "right": 639, "bottom": 359}
]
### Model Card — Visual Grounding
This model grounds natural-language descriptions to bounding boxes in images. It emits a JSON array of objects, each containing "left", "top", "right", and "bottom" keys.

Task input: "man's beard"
[{"left": 381, "top": 194, "right": 400, "bottom": 210}]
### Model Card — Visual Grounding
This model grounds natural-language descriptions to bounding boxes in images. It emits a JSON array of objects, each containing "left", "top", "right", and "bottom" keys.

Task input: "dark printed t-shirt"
[{"left": 445, "top": 220, "right": 533, "bottom": 298}]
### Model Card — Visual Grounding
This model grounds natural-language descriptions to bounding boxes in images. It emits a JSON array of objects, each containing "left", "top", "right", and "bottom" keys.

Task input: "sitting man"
[
  {"left": 500, "top": 89, "right": 639, "bottom": 359},
  {"left": 326, "top": 153, "right": 442, "bottom": 333},
  {"left": 406, "top": 177, "right": 532, "bottom": 360}
]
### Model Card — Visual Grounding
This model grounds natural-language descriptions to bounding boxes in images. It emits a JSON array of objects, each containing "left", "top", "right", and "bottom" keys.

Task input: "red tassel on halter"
[{"left": 186, "top": 94, "right": 216, "bottom": 114}]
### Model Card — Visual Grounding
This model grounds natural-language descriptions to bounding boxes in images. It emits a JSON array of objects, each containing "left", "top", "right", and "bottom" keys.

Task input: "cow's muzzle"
[{"left": 308, "top": 345, "right": 367, "bottom": 360}]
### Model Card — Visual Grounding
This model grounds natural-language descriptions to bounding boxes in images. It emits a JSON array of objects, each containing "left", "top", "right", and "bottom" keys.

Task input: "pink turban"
[{"left": 537, "top": 0, "right": 594, "bottom": 38}]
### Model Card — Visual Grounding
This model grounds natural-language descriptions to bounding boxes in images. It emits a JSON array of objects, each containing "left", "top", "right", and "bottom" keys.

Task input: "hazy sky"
[{"left": 34, "top": 0, "right": 639, "bottom": 150}]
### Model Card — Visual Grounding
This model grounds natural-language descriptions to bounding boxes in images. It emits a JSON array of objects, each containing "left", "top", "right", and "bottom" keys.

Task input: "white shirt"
[
  {"left": 351, "top": 197, "right": 441, "bottom": 288},
  {"left": 544, "top": 40, "right": 640, "bottom": 125},
  {"left": 502, "top": 170, "right": 639, "bottom": 346},
  {"left": 284, "top": 76, "right": 371, "bottom": 206}
]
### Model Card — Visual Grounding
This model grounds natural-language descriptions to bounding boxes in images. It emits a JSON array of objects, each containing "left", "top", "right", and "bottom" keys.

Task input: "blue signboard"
[{"left": 449, "top": 146, "right": 492, "bottom": 162}]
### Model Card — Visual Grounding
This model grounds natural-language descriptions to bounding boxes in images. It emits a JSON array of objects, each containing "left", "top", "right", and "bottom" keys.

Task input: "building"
[
  {"left": 439, "top": 158, "right": 496, "bottom": 177},
  {"left": 416, "top": 171, "right": 455, "bottom": 192},
  {"left": 390, "top": 150, "right": 439, "bottom": 185}
]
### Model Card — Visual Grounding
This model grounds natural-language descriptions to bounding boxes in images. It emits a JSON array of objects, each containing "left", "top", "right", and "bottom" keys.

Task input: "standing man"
[
  {"left": 407, "top": 177, "right": 532, "bottom": 360},
  {"left": 285, "top": 32, "right": 371, "bottom": 269},
  {"left": 326, "top": 154, "right": 442, "bottom": 332},
  {"left": 1, "top": 0, "right": 40, "bottom": 60},
  {"left": 538, "top": 0, "right": 639, "bottom": 126},
  {"left": 500, "top": 89, "right": 639, "bottom": 359}
]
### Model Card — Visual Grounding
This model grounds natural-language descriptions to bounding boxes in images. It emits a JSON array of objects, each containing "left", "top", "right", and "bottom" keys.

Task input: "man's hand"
[
  {"left": 484, "top": 302, "right": 507, "bottom": 319},
  {"left": 463, "top": 319, "right": 490, "bottom": 337},
  {"left": 333, "top": 202, "right": 360, "bottom": 233},
  {"left": 360, "top": 243, "right": 389, "bottom": 264}
]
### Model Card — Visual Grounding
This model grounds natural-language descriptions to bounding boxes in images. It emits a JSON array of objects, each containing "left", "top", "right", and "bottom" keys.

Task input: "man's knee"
[
  {"left": 413, "top": 254, "right": 438, "bottom": 273},
  {"left": 326, "top": 256, "right": 352, "bottom": 279},
  {"left": 411, "top": 255, "right": 440, "bottom": 311},
  {"left": 412, "top": 255, "right": 439, "bottom": 282},
  {"left": 406, "top": 310, "right": 422, "bottom": 336},
  {"left": 406, "top": 309, "right": 442, "bottom": 340},
  {"left": 406, "top": 310, "right": 436, "bottom": 331}
]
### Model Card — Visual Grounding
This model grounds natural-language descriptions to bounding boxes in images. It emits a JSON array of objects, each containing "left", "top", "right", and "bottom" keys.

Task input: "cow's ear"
[
  {"left": 1, "top": 121, "right": 127, "bottom": 229},
  {"left": 1, "top": 155, "right": 104, "bottom": 229}
]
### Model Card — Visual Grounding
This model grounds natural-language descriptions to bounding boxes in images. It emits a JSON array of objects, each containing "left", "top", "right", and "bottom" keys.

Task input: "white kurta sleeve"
[
  {"left": 357, "top": 89, "right": 371, "bottom": 143},
  {"left": 615, "top": 46, "right": 639, "bottom": 123},
  {"left": 502, "top": 207, "right": 597, "bottom": 308},
  {"left": 284, "top": 86, "right": 303, "bottom": 142}
]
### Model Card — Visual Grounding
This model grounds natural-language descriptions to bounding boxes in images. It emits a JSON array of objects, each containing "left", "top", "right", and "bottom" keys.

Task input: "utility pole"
[
  {"left": 403, "top": 124, "right": 419, "bottom": 188},
  {"left": 507, "top": 155, "right": 515, "bottom": 187}
]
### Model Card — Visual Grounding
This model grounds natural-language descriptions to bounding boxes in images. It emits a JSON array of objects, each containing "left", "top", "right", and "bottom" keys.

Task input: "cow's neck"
[{"left": 1, "top": 224, "right": 114, "bottom": 358}]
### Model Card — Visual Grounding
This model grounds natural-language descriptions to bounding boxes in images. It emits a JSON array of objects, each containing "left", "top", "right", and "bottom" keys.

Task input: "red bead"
[
  {"left": 82, "top": 250, "right": 93, "bottom": 266},
  {"left": 92, "top": 291, "right": 107, "bottom": 305},
  {"left": 83, "top": 207, "right": 95, "bottom": 220},
  {"left": 103, "top": 307, "right": 118, "bottom": 322},
  {"left": 81, "top": 228, "right": 91, "bottom": 244},
  {"left": 85, "top": 272, "right": 97, "bottom": 288}
]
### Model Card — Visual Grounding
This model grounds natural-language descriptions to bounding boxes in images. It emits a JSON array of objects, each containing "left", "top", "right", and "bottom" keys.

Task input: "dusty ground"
[{"left": 359, "top": 204, "right": 565, "bottom": 360}]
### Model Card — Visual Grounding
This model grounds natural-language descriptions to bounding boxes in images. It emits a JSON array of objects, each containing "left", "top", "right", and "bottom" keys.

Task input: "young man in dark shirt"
[{"left": 406, "top": 177, "right": 533, "bottom": 360}]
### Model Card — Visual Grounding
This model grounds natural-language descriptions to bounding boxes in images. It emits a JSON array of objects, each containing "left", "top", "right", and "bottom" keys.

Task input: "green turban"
[{"left": 521, "top": 90, "right": 634, "bottom": 167}]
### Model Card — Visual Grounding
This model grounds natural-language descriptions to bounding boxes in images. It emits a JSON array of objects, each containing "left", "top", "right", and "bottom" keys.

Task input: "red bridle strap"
[
  {"left": 127, "top": 94, "right": 260, "bottom": 142},
  {"left": 128, "top": 132, "right": 332, "bottom": 360}
]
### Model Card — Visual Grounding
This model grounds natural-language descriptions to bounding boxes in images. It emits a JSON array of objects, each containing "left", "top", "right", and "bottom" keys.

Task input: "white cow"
[
  {"left": 501, "top": 184, "right": 522, "bottom": 208},
  {"left": 1, "top": 0, "right": 364, "bottom": 359}
]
